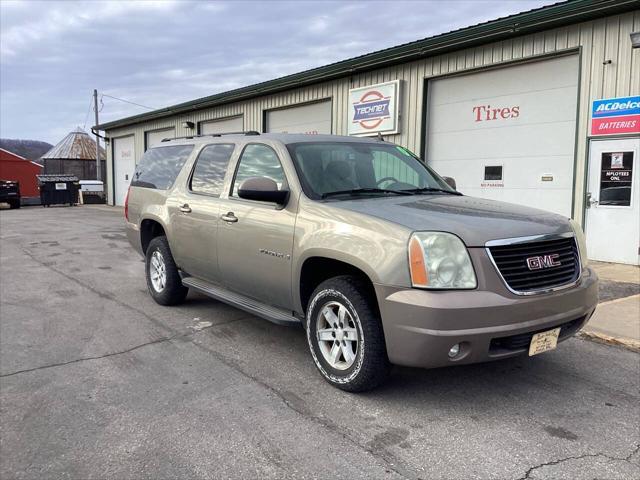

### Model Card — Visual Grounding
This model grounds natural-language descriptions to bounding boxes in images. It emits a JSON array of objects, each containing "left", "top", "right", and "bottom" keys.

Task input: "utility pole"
[{"left": 93, "top": 89, "right": 101, "bottom": 181}]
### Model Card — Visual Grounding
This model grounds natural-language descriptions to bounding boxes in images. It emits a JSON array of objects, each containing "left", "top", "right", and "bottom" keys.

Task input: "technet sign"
[
  {"left": 348, "top": 81, "right": 400, "bottom": 136},
  {"left": 591, "top": 95, "right": 640, "bottom": 136}
]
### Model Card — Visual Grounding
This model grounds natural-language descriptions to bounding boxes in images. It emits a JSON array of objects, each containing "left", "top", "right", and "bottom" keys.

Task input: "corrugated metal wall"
[{"left": 105, "top": 10, "right": 640, "bottom": 218}]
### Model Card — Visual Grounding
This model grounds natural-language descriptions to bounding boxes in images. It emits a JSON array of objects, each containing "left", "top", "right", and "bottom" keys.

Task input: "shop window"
[
  {"left": 599, "top": 152, "right": 633, "bottom": 207},
  {"left": 484, "top": 165, "right": 503, "bottom": 181}
]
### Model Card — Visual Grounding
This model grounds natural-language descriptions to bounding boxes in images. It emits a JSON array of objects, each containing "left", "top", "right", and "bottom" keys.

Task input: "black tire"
[
  {"left": 306, "top": 275, "right": 391, "bottom": 392},
  {"left": 9, "top": 200, "right": 20, "bottom": 209},
  {"left": 145, "top": 236, "right": 188, "bottom": 306}
]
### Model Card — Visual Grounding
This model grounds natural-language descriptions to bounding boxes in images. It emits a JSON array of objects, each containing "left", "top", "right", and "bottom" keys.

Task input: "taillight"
[{"left": 124, "top": 186, "right": 131, "bottom": 221}]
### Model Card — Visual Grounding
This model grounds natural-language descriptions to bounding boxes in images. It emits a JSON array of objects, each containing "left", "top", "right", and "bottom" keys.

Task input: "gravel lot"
[{"left": 1, "top": 205, "right": 638, "bottom": 480}]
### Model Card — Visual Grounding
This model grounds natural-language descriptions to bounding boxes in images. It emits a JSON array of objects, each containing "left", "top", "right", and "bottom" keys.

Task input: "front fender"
[{"left": 293, "top": 198, "right": 413, "bottom": 312}]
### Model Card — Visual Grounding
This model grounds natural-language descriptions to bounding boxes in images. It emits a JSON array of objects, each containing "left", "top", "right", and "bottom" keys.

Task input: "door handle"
[
  {"left": 585, "top": 193, "right": 598, "bottom": 208},
  {"left": 221, "top": 212, "right": 238, "bottom": 223},
  {"left": 179, "top": 204, "right": 192, "bottom": 213}
]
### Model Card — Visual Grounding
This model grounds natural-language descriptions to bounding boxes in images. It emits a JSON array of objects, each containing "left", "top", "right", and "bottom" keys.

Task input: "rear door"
[
  {"left": 216, "top": 143, "right": 296, "bottom": 309},
  {"left": 170, "top": 143, "right": 236, "bottom": 280},
  {"left": 113, "top": 135, "right": 135, "bottom": 206},
  {"left": 585, "top": 138, "right": 639, "bottom": 265}
]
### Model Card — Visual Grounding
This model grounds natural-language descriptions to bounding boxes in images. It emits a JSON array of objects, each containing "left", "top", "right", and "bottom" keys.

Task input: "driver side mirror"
[
  {"left": 238, "top": 177, "right": 289, "bottom": 205},
  {"left": 443, "top": 176, "right": 457, "bottom": 190}
]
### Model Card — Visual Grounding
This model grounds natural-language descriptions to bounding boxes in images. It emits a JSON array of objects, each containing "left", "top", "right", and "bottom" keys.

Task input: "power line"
[
  {"left": 82, "top": 94, "right": 93, "bottom": 130},
  {"left": 101, "top": 93, "right": 155, "bottom": 110}
]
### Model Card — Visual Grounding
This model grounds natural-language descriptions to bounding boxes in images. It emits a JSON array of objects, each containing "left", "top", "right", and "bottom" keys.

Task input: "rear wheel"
[
  {"left": 8, "top": 200, "right": 20, "bottom": 209},
  {"left": 306, "top": 276, "right": 391, "bottom": 392},
  {"left": 145, "top": 236, "right": 188, "bottom": 306}
]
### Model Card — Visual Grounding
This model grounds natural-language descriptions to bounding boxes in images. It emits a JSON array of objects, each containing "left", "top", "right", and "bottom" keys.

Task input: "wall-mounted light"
[
  {"left": 182, "top": 121, "right": 195, "bottom": 129},
  {"left": 631, "top": 32, "right": 640, "bottom": 49}
]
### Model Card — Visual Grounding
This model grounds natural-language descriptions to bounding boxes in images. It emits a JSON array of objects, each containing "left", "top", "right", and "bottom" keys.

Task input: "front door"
[
  {"left": 217, "top": 143, "right": 296, "bottom": 310},
  {"left": 113, "top": 135, "right": 135, "bottom": 206},
  {"left": 585, "top": 138, "right": 640, "bottom": 265}
]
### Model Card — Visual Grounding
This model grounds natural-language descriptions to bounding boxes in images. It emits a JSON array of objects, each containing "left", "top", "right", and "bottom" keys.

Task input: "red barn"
[{"left": 0, "top": 148, "right": 44, "bottom": 205}]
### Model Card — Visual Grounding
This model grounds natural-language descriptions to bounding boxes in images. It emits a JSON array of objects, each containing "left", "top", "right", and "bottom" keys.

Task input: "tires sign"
[
  {"left": 591, "top": 95, "right": 640, "bottom": 136},
  {"left": 348, "top": 80, "right": 400, "bottom": 136}
]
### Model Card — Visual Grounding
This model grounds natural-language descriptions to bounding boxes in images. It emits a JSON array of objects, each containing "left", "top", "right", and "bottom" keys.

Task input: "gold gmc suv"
[{"left": 125, "top": 132, "right": 598, "bottom": 391}]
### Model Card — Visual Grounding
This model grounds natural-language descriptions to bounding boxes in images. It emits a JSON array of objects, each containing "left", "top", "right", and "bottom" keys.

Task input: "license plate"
[{"left": 528, "top": 327, "right": 561, "bottom": 356}]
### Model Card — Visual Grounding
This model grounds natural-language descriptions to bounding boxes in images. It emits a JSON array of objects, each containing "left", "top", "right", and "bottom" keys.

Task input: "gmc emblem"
[{"left": 526, "top": 254, "right": 561, "bottom": 270}]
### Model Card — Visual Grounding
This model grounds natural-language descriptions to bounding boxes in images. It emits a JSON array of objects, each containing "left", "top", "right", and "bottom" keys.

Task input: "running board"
[{"left": 182, "top": 276, "right": 301, "bottom": 327}]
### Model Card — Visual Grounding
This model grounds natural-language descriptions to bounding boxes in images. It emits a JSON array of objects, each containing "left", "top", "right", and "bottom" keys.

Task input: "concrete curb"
[{"left": 578, "top": 330, "right": 640, "bottom": 353}]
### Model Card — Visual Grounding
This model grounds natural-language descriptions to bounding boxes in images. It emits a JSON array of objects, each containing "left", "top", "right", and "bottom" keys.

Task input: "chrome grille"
[{"left": 487, "top": 234, "right": 580, "bottom": 294}]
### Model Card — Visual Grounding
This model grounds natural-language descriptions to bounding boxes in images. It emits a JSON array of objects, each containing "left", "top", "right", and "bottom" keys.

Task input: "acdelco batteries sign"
[
  {"left": 591, "top": 95, "right": 640, "bottom": 136},
  {"left": 348, "top": 80, "right": 400, "bottom": 136}
]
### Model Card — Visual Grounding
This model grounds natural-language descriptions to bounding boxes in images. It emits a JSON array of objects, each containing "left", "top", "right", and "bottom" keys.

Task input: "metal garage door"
[
  {"left": 200, "top": 116, "right": 244, "bottom": 135},
  {"left": 265, "top": 100, "right": 331, "bottom": 134},
  {"left": 112, "top": 135, "right": 135, "bottom": 206},
  {"left": 426, "top": 55, "right": 579, "bottom": 216},
  {"left": 145, "top": 127, "right": 175, "bottom": 150}
]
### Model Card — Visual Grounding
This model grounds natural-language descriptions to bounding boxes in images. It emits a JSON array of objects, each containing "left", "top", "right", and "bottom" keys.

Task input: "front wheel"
[
  {"left": 306, "top": 276, "right": 391, "bottom": 392},
  {"left": 145, "top": 236, "right": 188, "bottom": 306}
]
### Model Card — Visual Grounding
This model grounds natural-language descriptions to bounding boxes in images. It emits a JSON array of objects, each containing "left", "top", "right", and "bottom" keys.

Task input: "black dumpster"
[{"left": 37, "top": 174, "right": 80, "bottom": 207}]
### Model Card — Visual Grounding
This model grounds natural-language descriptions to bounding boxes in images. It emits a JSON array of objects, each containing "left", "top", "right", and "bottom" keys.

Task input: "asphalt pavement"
[{"left": 1, "top": 205, "right": 639, "bottom": 480}]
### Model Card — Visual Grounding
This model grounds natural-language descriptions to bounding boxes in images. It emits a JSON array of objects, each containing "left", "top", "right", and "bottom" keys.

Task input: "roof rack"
[{"left": 161, "top": 131, "right": 260, "bottom": 142}]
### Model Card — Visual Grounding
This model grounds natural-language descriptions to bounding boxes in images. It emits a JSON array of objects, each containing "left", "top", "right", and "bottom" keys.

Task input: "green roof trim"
[{"left": 99, "top": 0, "right": 639, "bottom": 131}]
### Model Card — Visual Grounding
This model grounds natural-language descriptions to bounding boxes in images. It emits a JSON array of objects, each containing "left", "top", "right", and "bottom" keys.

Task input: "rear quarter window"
[{"left": 131, "top": 145, "right": 194, "bottom": 189}]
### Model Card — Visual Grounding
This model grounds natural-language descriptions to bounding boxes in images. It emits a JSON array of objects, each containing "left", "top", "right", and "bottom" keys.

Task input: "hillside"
[{"left": 0, "top": 139, "right": 53, "bottom": 161}]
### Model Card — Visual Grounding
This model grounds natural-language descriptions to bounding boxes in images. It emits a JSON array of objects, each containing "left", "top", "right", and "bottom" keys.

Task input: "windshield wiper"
[
  {"left": 403, "top": 187, "right": 462, "bottom": 196},
  {"left": 321, "top": 188, "right": 414, "bottom": 199}
]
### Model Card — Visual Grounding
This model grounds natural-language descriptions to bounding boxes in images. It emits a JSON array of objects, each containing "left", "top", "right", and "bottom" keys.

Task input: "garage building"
[{"left": 99, "top": 0, "right": 640, "bottom": 265}]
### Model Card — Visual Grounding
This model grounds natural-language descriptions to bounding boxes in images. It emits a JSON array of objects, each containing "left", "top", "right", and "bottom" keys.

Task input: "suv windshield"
[{"left": 287, "top": 142, "right": 455, "bottom": 199}]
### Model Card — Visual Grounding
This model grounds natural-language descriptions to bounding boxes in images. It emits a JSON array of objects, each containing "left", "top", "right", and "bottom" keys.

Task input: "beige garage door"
[
  {"left": 200, "top": 116, "right": 244, "bottom": 135},
  {"left": 145, "top": 128, "right": 175, "bottom": 150},
  {"left": 426, "top": 55, "right": 579, "bottom": 216},
  {"left": 265, "top": 101, "right": 331, "bottom": 134}
]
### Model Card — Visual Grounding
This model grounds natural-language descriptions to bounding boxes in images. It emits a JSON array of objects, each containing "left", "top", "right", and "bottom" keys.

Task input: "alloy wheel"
[
  {"left": 149, "top": 250, "right": 167, "bottom": 292},
  {"left": 315, "top": 301, "right": 359, "bottom": 370}
]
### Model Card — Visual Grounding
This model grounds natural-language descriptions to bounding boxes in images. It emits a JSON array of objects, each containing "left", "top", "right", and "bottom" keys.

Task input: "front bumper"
[{"left": 376, "top": 265, "right": 598, "bottom": 368}]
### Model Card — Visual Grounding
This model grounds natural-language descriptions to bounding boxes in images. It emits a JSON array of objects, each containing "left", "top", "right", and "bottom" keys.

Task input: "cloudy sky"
[{"left": 1, "top": 0, "right": 554, "bottom": 144}]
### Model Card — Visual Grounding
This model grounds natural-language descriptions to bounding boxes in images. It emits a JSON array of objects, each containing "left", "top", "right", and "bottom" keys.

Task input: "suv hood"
[{"left": 330, "top": 194, "right": 572, "bottom": 247}]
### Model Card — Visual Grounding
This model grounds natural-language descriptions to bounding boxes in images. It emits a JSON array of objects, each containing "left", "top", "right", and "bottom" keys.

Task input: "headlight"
[
  {"left": 408, "top": 232, "right": 477, "bottom": 289},
  {"left": 569, "top": 219, "right": 589, "bottom": 268}
]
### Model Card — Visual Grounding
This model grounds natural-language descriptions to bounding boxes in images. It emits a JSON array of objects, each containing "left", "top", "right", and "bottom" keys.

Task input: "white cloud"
[{"left": 308, "top": 15, "right": 330, "bottom": 33}]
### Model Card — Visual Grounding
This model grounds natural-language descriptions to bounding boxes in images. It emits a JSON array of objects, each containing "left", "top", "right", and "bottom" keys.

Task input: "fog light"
[{"left": 448, "top": 343, "right": 460, "bottom": 358}]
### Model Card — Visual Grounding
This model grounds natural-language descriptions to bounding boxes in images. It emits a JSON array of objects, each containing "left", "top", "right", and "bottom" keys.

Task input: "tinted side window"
[
  {"left": 132, "top": 145, "right": 193, "bottom": 189},
  {"left": 190, "top": 144, "right": 235, "bottom": 196},
  {"left": 232, "top": 144, "right": 287, "bottom": 196}
]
